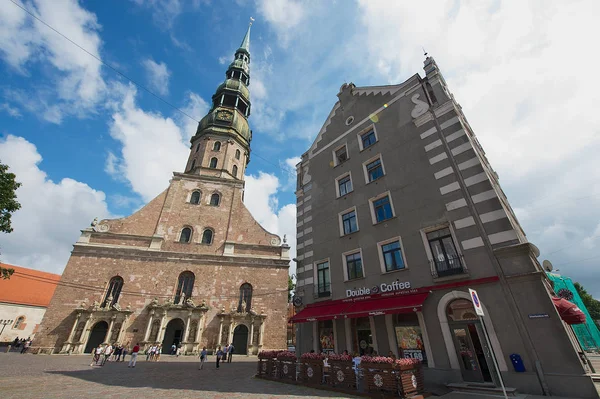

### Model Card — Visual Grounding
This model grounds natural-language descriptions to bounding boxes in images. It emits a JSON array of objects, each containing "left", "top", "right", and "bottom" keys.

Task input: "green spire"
[{"left": 237, "top": 18, "right": 253, "bottom": 54}]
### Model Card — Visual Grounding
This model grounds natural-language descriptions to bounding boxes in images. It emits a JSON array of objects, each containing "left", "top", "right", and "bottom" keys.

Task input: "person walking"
[
  {"left": 199, "top": 347, "right": 207, "bottom": 370},
  {"left": 20, "top": 339, "right": 31, "bottom": 354},
  {"left": 155, "top": 345, "right": 162, "bottom": 362},
  {"left": 128, "top": 343, "right": 140, "bottom": 368},
  {"left": 222, "top": 344, "right": 228, "bottom": 363},
  {"left": 121, "top": 343, "right": 129, "bottom": 362},
  {"left": 94, "top": 345, "right": 104, "bottom": 365},
  {"left": 171, "top": 343, "right": 176, "bottom": 355},
  {"left": 227, "top": 343, "right": 234, "bottom": 363},
  {"left": 101, "top": 344, "right": 113, "bottom": 366},
  {"left": 216, "top": 346, "right": 223, "bottom": 369}
]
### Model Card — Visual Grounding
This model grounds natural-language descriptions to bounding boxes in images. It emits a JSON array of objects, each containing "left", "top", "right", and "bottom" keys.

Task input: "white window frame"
[
  {"left": 357, "top": 124, "right": 379, "bottom": 151},
  {"left": 363, "top": 154, "right": 386, "bottom": 184},
  {"left": 313, "top": 258, "right": 332, "bottom": 298},
  {"left": 177, "top": 226, "right": 194, "bottom": 243},
  {"left": 342, "top": 248, "right": 365, "bottom": 281},
  {"left": 335, "top": 172, "right": 353, "bottom": 198},
  {"left": 377, "top": 236, "right": 409, "bottom": 274},
  {"left": 419, "top": 223, "right": 466, "bottom": 276},
  {"left": 338, "top": 206, "right": 359, "bottom": 236},
  {"left": 368, "top": 191, "right": 396, "bottom": 224},
  {"left": 332, "top": 143, "right": 349, "bottom": 167}
]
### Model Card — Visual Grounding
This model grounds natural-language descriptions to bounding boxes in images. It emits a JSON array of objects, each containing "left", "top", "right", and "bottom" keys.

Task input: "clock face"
[
  {"left": 216, "top": 111, "right": 233, "bottom": 122},
  {"left": 293, "top": 296, "right": 303, "bottom": 307},
  {"left": 557, "top": 288, "right": 574, "bottom": 301}
]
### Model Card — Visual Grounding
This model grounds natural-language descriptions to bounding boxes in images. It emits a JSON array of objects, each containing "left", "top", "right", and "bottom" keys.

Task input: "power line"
[{"left": 6, "top": 0, "right": 292, "bottom": 175}]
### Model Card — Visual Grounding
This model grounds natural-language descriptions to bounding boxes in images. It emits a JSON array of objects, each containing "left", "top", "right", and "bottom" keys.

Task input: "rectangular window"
[
  {"left": 335, "top": 146, "right": 348, "bottom": 164},
  {"left": 361, "top": 130, "right": 377, "bottom": 149},
  {"left": 346, "top": 252, "right": 363, "bottom": 280},
  {"left": 366, "top": 158, "right": 384, "bottom": 182},
  {"left": 342, "top": 210, "right": 358, "bottom": 235},
  {"left": 382, "top": 241, "right": 405, "bottom": 272},
  {"left": 317, "top": 261, "right": 330, "bottom": 297},
  {"left": 338, "top": 175, "right": 353, "bottom": 196},
  {"left": 426, "top": 227, "right": 464, "bottom": 277},
  {"left": 373, "top": 195, "right": 393, "bottom": 222}
]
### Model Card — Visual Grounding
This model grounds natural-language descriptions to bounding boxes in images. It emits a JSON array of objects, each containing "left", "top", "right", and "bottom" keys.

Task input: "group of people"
[
  {"left": 12, "top": 337, "right": 32, "bottom": 354},
  {"left": 90, "top": 343, "right": 130, "bottom": 366},
  {"left": 145, "top": 344, "right": 163, "bottom": 361},
  {"left": 209, "top": 343, "right": 235, "bottom": 369}
]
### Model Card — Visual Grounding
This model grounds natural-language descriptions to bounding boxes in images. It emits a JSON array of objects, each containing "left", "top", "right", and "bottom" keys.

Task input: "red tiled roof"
[{"left": 0, "top": 264, "right": 61, "bottom": 307}]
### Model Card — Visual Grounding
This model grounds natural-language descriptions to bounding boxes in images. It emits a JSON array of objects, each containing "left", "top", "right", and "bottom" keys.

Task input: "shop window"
[
  {"left": 238, "top": 283, "right": 252, "bottom": 312},
  {"left": 381, "top": 240, "right": 405, "bottom": 272},
  {"left": 232, "top": 165, "right": 238, "bottom": 178},
  {"left": 372, "top": 194, "right": 394, "bottom": 223},
  {"left": 361, "top": 129, "right": 377, "bottom": 149},
  {"left": 235, "top": 149, "right": 241, "bottom": 160},
  {"left": 174, "top": 271, "right": 195, "bottom": 304},
  {"left": 336, "top": 174, "right": 353, "bottom": 197},
  {"left": 365, "top": 157, "right": 384, "bottom": 182},
  {"left": 318, "top": 320, "right": 335, "bottom": 354},
  {"left": 394, "top": 314, "right": 427, "bottom": 365},
  {"left": 213, "top": 141, "right": 221, "bottom": 151},
  {"left": 13, "top": 316, "right": 25, "bottom": 329},
  {"left": 209, "top": 157, "right": 218, "bottom": 169},
  {"left": 316, "top": 261, "right": 330, "bottom": 297},
  {"left": 179, "top": 227, "right": 192, "bottom": 243},
  {"left": 190, "top": 190, "right": 201, "bottom": 205},
  {"left": 201, "top": 229, "right": 213, "bottom": 245},
  {"left": 210, "top": 193, "right": 220, "bottom": 206},
  {"left": 102, "top": 276, "right": 124, "bottom": 307},
  {"left": 345, "top": 252, "right": 363, "bottom": 280},
  {"left": 426, "top": 227, "right": 465, "bottom": 278},
  {"left": 341, "top": 209, "right": 358, "bottom": 235}
]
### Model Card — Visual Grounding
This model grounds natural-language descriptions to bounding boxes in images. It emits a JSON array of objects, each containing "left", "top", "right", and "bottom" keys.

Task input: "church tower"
[{"left": 32, "top": 22, "right": 290, "bottom": 356}]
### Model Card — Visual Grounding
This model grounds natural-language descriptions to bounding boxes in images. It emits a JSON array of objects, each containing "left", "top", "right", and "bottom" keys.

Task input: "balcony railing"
[{"left": 430, "top": 254, "right": 467, "bottom": 278}]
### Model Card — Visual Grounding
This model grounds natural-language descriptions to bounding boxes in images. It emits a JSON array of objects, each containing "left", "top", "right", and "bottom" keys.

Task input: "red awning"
[
  {"left": 552, "top": 297, "right": 586, "bottom": 325},
  {"left": 343, "top": 292, "right": 429, "bottom": 319},
  {"left": 290, "top": 301, "right": 349, "bottom": 323}
]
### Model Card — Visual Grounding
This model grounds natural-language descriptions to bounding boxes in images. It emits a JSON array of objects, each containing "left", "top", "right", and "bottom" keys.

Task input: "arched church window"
[
  {"left": 13, "top": 316, "right": 25, "bottom": 329},
  {"left": 238, "top": 283, "right": 252, "bottom": 312},
  {"left": 195, "top": 143, "right": 200, "bottom": 153},
  {"left": 190, "top": 191, "right": 201, "bottom": 205},
  {"left": 174, "top": 271, "right": 195, "bottom": 304},
  {"left": 190, "top": 159, "right": 196, "bottom": 170},
  {"left": 232, "top": 165, "right": 238, "bottom": 178},
  {"left": 201, "top": 229, "right": 213, "bottom": 244},
  {"left": 102, "top": 276, "right": 124, "bottom": 308},
  {"left": 213, "top": 141, "right": 221, "bottom": 151},
  {"left": 210, "top": 158, "right": 218, "bottom": 169},
  {"left": 235, "top": 149, "right": 241, "bottom": 160},
  {"left": 210, "top": 193, "right": 220, "bottom": 206},
  {"left": 447, "top": 299, "right": 478, "bottom": 322},
  {"left": 179, "top": 227, "right": 192, "bottom": 243}
]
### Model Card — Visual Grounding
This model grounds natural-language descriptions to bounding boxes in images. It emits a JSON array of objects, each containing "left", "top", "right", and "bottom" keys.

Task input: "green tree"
[
  {"left": 0, "top": 161, "right": 21, "bottom": 279},
  {"left": 288, "top": 275, "right": 295, "bottom": 302},
  {"left": 574, "top": 282, "right": 600, "bottom": 321}
]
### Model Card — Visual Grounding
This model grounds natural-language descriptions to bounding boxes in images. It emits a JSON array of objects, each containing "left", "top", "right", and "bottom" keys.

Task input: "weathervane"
[
  {"left": 422, "top": 47, "right": 428, "bottom": 57},
  {"left": 250, "top": 17, "right": 255, "bottom": 25}
]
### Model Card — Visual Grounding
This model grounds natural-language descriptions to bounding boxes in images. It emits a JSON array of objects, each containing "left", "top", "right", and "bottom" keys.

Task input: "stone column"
[
  {"left": 157, "top": 312, "right": 167, "bottom": 343},
  {"left": 105, "top": 315, "right": 116, "bottom": 343},
  {"left": 61, "top": 312, "right": 82, "bottom": 353},
  {"left": 227, "top": 321, "right": 234, "bottom": 345},
  {"left": 217, "top": 317, "right": 224, "bottom": 346},
  {"left": 259, "top": 318, "right": 266, "bottom": 348},
  {"left": 116, "top": 315, "right": 129, "bottom": 344},
  {"left": 143, "top": 310, "right": 155, "bottom": 342},
  {"left": 249, "top": 319, "right": 255, "bottom": 352},
  {"left": 183, "top": 311, "right": 192, "bottom": 342},
  {"left": 416, "top": 311, "right": 435, "bottom": 367},
  {"left": 195, "top": 313, "right": 204, "bottom": 343}
]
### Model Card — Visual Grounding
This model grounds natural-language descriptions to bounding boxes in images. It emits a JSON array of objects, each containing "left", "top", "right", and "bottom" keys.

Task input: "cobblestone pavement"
[{"left": 0, "top": 353, "right": 359, "bottom": 399}]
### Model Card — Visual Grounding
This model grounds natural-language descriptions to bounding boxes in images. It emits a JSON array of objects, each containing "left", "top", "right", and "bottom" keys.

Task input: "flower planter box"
[
  {"left": 361, "top": 362, "right": 399, "bottom": 396},
  {"left": 398, "top": 363, "right": 424, "bottom": 397},
  {"left": 257, "top": 358, "right": 274, "bottom": 378},
  {"left": 300, "top": 360, "right": 324, "bottom": 385},
  {"left": 277, "top": 359, "right": 297, "bottom": 382},
  {"left": 328, "top": 360, "right": 356, "bottom": 390}
]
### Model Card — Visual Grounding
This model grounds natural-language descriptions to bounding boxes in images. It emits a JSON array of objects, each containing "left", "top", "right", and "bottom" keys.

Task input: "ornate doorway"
[
  {"left": 232, "top": 324, "right": 249, "bottom": 355},
  {"left": 162, "top": 318, "right": 185, "bottom": 353},
  {"left": 84, "top": 321, "right": 108, "bottom": 353}
]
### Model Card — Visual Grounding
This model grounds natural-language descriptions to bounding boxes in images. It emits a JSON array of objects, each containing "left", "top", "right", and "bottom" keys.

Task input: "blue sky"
[{"left": 1, "top": 0, "right": 600, "bottom": 296}]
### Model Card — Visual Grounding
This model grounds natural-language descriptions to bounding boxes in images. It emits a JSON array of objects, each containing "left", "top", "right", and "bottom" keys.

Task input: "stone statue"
[
  {"left": 201, "top": 299, "right": 207, "bottom": 308},
  {"left": 104, "top": 295, "right": 113, "bottom": 309},
  {"left": 240, "top": 299, "right": 247, "bottom": 313},
  {"left": 92, "top": 301, "right": 100, "bottom": 311},
  {"left": 126, "top": 304, "right": 132, "bottom": 311},
  {"left": 220, "top": 305, "right": 226, "bottom": 313},
  {"left": 150, "top": 297, "right": 159, "bottom": 307},
  {"left": 283, "top": 234, "right": 287, "bottom": 244},
  {"left": 112, "top": 302, "right": 121, "bottom": 311},
  {"left": 164, "top": 298, "right": 172, "bottom": 306},
  {"left": 185, "top": 297, "right": 196, "bottom": 308},
  {"left": 91, "top": 217, "right": 98, "bottom": 227},
  {"left": 79, "top": 301, "right": 87, "bottom": 309},
  {"left": 180, "top": 293, "right": 186, "bottom": 304}
]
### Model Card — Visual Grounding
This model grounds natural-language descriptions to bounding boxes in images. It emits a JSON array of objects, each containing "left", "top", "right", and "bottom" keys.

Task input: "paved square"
[{"left": 0, "top": 352, "right": 359, "bottom": 399}]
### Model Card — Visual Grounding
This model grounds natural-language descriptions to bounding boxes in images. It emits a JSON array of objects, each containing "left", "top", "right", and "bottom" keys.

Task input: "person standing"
[
  {"left": 21, "top": 339, "right": 31, "bottom": 354},
  {"left": 128, "top": 343, "right": 140, "bottom": 368},
  {"left": 94, "top": 345, "right": 104, "bottom": 365},
  {"left": 121, "top": 343, "right": 129, "bottom": 362},
  {"left": 216, "top": 346, "right": 223, "bottom": 369},
  {"left": 171, "top": 343, "right": 176, "bottom": 355},
  {"left": 222, "top": 344, "right": 228, "bottom": 362},
  {"left": 199, "top": 347, "right": 207, "bottom": 370},
  {"left": 227, "top": 343, "right": 234, "bottom": 363},
  {"left": 155, "top": 345, "right": 162, "bottom": 362},
  {"left": 101, "top": 344, "right": 113, "bottom": 366}
]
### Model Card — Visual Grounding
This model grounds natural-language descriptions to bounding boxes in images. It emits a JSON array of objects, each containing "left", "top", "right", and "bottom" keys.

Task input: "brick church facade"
[{"left": 33, "top": 23, "right": 290, "bottom": 355}]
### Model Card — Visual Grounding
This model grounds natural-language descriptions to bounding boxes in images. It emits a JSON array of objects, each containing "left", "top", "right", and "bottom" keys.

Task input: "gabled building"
[
  {"left": 291, "top": 57, "right": 598, "bottom": 397},
  {"left": 32, "top": 22, "right": 289, "bottom": 356}
]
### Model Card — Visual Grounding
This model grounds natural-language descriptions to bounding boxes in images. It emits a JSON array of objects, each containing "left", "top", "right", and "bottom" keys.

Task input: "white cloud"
[
  {"left": 0, "top": 135, "right": 110, "bottom": 274},
  {"left": 177, "top": 92, "right": 209, "bottom": 141},
  {"left": 256, "top": 0, "right": 307, "bottom": 47},
  {"left": 142, "top": 58, "right": 171, "bottom": 96},
  {"left": 0, "top": 0, "right": 106, "bottom": 122},
  {"left": 0, "top": 103, "right": 22, "bottom": 118}
]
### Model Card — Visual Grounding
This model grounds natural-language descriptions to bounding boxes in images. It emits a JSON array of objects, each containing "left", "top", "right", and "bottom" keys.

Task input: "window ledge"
[
  {"left": 373, "top": 216, "right": 397, "bottom": 225},
  {"left": 359, "top": 143, "right": 378, "bottom": 153},
  {"left": 366, "top": 175, "right": 385, "bottom": 185},
  {"left": 432, "top": 273, "right": 470, "bottom": 283},
  {"left": 381, "top": 267, "right": 409, "bottom": 275},
  {"left": 340, "top": 230, "right": 360, "bottom": 238},
  {"left": 336, "top": 191, "right": 354, "bottom": 199},
  {"left": 334, "top": 159, "right": 350, "bottom": 168},
  {"left": 345, "top": 276, "right": 366, "bottom": 283}
]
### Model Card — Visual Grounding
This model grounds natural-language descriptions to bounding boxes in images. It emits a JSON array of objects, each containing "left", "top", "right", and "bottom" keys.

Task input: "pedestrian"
[
  {"left": 128, "top": 343, "right": 140, "bottom": 368},
  {"left": 222, "top": 344, "right": 228, "bottom": 362},
  {"left": 94, "top": 345, "right": 104, "bottom": 365},
  {"left": 171, "top": 343, "right": 176, "bottom": 355},
  {"left": 216, "top": 346, "right": 223, "bottom": 369},
  {"left": 113, "top": 344, "right": 122, "bottom": 361},
  {"left": 199, "top": 347, "right": 207, "bottom": 370},
  {"left": 122, "top": 342, "right": 129, "bottom": 362},
  {"left": 227, "top": 343, "right": 234, "bottom": 363},
  {"left": 176, "top": 345, "right": 181, "bottom": 357},
  {"left": 155, "top": 345, "right": 162, "bottom": 362},
  {"left": 101, "top": 344, "right": 113, "bottom": 366},
  {"left": 90, "top": 346, "right": 97, "bottom": 367}
]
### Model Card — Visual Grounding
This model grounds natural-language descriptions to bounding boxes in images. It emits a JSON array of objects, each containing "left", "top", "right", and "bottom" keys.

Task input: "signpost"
[{"left": 468, "top": 289, "right": 507, "bottom": 399}]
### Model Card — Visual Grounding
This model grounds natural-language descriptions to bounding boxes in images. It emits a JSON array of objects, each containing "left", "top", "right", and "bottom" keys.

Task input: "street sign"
[{"left": 469, "top": 288, "right": 485, "bottom": 316}]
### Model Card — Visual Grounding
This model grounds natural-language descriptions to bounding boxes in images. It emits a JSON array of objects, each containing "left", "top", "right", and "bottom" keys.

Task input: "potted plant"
[
  {"left": 360, "top": 355, "right": 398, "bottom": 395},
  {"left": 327, "top": 353, "right": 355, "bottom": 390},
  {"left": 276, "top": 350, "right": 297, "bottom": 381},
  {"left": 257, "top": 350, "right": 279, "bottom": 379},
  {"left": 396, "top": 358, "right": 423, "bottom": 397},
  {"left": 299, "top": 352, "right": 325, "bottom": 385}
]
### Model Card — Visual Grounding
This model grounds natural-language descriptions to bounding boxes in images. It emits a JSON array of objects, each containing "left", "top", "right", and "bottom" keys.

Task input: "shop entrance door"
[{"left": 353, "top": 317, "right": 373, "bottom": 355}]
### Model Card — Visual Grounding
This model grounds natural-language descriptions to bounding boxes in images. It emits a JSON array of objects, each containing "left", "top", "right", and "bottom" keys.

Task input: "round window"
[{"left": 345, "top": 116, "right": 355, "bottom": 125}]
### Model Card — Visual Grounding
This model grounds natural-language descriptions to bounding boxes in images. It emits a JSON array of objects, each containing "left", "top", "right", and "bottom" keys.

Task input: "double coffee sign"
[{"left": 346, "top": 280, "right": 411, "bottom": 298}]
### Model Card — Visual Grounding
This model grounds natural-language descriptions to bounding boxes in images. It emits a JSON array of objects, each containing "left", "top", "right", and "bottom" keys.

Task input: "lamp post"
[{"left": 0, "top": 319, "right": 14, "bottom": 339}]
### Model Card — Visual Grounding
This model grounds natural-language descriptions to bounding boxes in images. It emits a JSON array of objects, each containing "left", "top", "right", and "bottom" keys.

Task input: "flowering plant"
[
  {"left": 327, "top": 353, "right": 353, "bottom": 362},
  {"left": 258, "top": 350, "right": 281, "bottom": 359},
  {"left": 276, "top": 351, "right": 297, "bottom": 360},
  {"left": 395, "top": 358, "right": 421, "bottom": 367},
  {"left": 301, "top": 352, "right": 326, "bottom": 360},
  {"left": 361, "top": 355, "right": 395, "bottom": 364}
]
